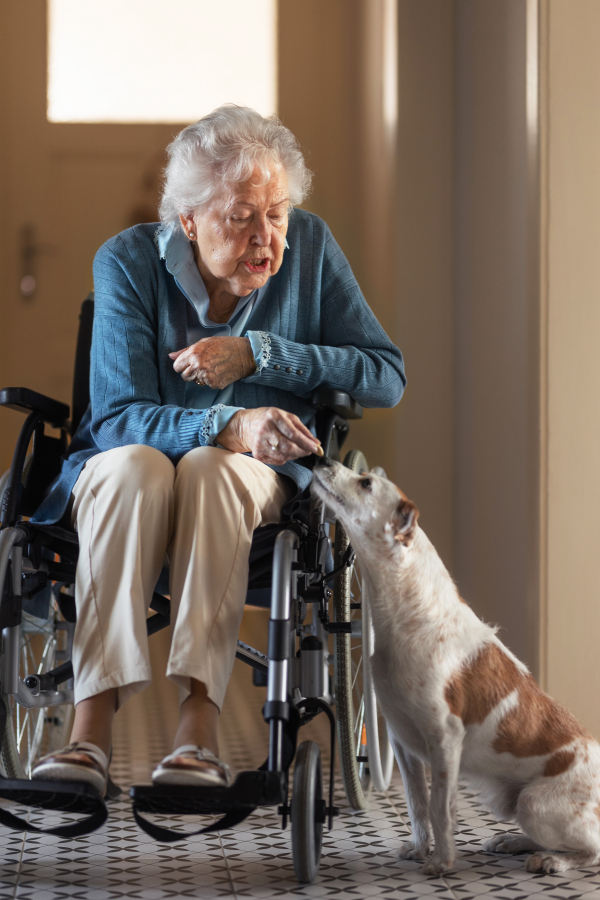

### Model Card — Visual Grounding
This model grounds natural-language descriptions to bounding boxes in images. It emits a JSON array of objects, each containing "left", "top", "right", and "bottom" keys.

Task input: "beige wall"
[
  {"left": 279, "top": 1, "right": 403, "bottom": 493},
  {"left": 543, "top": 0, "right": 600, "bottom": 733},
  {"left": 453, "top": 0, "right": 539, "bottom": 670},
  {"left": 393, "top": 0, "right": 455, "bottom": 570},
  {"left": 279, "top": 0, "right": 456, "bottom": 566},
  {"left": 443, "top": 0, "right": 600, "bottom": 730}
]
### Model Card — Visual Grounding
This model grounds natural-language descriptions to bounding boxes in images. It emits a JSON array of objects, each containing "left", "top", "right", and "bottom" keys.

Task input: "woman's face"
[{"left": 181, "top": 165, "right": 289, "bottom": 300}]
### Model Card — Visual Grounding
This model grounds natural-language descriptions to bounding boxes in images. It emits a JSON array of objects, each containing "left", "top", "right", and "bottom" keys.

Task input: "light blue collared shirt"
[{"left": 155, "top": 223, "right": 254, "bottom": 439}]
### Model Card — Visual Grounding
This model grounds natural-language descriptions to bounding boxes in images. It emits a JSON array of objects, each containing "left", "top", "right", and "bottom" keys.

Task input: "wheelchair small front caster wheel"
[{"left": 291, "top": 740, "right": 324, "bottom": 883}]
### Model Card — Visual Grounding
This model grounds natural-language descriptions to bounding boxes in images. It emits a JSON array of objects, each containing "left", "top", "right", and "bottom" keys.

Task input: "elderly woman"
[{"left": 30, "top": 105, "right": 405, "bottom": 793}]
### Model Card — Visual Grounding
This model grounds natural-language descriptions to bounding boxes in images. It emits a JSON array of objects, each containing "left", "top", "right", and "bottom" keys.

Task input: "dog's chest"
[{"left": 370, "top": 646, "right": 442, "bottom": 760}]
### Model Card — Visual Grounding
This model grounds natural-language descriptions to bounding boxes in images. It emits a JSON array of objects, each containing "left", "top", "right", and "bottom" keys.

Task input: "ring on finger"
[
  {"left": 195, "top": 375, "right": 205, "bottom": 386},
  {"left": 269, "top": 439, "right": 280, "bottom": 451}
]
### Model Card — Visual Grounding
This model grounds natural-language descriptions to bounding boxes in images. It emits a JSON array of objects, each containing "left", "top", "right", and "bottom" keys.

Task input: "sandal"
[
  {"left": 31, "top": 742, "right": 108, "bottom": 795},
  {"left": 151, "top": 744, "right": 232, "bottom": 787}
]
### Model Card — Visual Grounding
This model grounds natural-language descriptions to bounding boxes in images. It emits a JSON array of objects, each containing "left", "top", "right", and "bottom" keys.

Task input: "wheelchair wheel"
[
  {"left": 0, "top": 468, "right": 10, "bottom": 523},
  {"left": 1, "top": 602, "right": 74, "bottom": 779},
  {"left": 332, "top": 450, "right": 394, "bottom": 810},
  {"left": 291, "top": 740, "right": 324, "bottom": 884}
]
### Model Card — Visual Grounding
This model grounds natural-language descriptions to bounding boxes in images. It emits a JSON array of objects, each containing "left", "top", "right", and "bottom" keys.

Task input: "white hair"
[{"left": 159, "top": 105, "right": 313, "bottom": 227}]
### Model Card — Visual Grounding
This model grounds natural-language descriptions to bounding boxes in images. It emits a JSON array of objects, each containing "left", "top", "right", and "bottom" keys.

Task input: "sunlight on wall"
[
  {"left": 47, "top": 0, "right": 277, "bottom": 123},
  {"left": 382, "top": 0, "right": 398, "bottom": 137}
]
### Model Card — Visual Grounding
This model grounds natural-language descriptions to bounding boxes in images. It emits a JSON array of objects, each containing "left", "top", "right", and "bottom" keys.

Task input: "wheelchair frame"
[{"left": 0, "top": 296, "right": 392, "bottom": 883}]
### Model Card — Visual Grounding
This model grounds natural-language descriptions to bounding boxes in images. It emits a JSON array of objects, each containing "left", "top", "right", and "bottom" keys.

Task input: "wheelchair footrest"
[
  {"left": 130, "top": 770, "right": 285, "bottom": 842},
  {"left": 0, "top": 777, "right": 107, "bottom": 837}
]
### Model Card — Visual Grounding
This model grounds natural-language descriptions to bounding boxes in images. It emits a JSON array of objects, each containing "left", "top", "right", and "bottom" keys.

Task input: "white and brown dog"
[{"left": 312, "top": 457, "right": 600, "bottom": 875}]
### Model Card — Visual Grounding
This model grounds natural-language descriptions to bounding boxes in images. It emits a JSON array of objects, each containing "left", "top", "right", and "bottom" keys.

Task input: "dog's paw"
[
  {"left": 484, "top": 834, "right": 539, "bottom": 855},
  {"left": 525, "top": 853, "right": 564, "bottom": 875},
  {"left": 398, "top": 841, "right": 430, "bottom": 861},
  {"left": 422, "top": 854, "right": 453, "bottom": 876}
]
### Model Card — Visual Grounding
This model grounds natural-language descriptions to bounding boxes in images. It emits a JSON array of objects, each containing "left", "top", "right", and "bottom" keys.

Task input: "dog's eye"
[{"left": 359, "top": 478, "right": 372, "bottom": 490}]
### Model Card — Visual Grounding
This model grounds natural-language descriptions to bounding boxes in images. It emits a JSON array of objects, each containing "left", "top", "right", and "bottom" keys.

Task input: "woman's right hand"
[{"left": 216, "top": 408, "right": 323, "bottom": 464}]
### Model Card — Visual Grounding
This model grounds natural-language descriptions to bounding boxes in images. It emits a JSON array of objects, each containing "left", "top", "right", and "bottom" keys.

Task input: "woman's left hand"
[{"left": 169, "top": 336, "right": 256, "bottom": 389}]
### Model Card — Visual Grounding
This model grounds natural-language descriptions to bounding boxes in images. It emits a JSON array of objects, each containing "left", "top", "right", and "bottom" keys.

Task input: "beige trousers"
[{"left": 70, "top": 445, "right": 292, "bottom": 710}]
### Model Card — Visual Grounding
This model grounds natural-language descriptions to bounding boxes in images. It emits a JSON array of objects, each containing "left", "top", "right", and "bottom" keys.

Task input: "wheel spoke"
[
  {"left": 351, "top": 655, "right": 362, "bottom": 691},
  {"left": 3, "top": 608, "right": 68, "bottom": 778},
  {"left": 331, "top": 450, "right": 371, "bottom": 810},
  {"left": 354, "top": 697, "right": 365, "bottom": 739}
]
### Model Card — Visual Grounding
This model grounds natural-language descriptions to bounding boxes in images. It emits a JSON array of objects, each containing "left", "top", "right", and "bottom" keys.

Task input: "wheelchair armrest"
[
  {"left": 311, "top": 389, "right": 363, "bottom": 421},
  {"left": 0, "top": 387, "right": 70, "bottom": 427}
]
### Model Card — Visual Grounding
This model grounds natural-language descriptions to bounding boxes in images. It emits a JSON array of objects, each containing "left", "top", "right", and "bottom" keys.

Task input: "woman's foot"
[
  {"left": 68, "top": 687, "right": 118, "bottom": 762},
  {"left": 172, "top": 679, "right": 220, "bottom": 755},
  {"left": 152, "top": 745, "right": 232, "bottom": 787},
  {"left": 32, "top": 742, "right": 109, "bottom": 795}
]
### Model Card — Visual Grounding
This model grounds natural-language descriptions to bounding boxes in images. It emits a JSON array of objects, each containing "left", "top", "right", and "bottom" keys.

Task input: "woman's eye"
[
  {"left": 232, "top": 216, "right": 250, "bottom": 223},
  {"left": 360, "top": 478, "right": 372, "bottom": 490}
]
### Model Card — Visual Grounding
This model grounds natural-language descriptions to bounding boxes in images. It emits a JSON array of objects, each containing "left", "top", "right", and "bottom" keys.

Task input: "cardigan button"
[
  {"left": 273, "top": 364, "right": 281, "bottom": 370},
  {"left": 186, "top": 411, "right": 194, "bottom": 416},
  {"left": 285, "top": 366, "right": 293, "bottom": 373},
  {"left": 296, "top": 369, "right": 304, "bottom": 375}
]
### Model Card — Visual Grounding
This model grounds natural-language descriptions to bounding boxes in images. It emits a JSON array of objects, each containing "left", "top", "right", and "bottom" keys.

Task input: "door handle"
[{"left": 19, "top": 224, "right": 54, "bottom": 299}]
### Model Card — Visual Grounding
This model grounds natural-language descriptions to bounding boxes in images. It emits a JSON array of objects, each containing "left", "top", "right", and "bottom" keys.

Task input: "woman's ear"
[
  {"left": 179, "top": 213, "right": 195, "bottom": 238},
  {"left": 391, "top": 499, "right": 419, "bottom": 545}
]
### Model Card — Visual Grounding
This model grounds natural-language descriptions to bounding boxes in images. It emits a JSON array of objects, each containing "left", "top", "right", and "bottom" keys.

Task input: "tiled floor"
[{"left": 3, "top": 611, "right": 600, "bottom": 899}]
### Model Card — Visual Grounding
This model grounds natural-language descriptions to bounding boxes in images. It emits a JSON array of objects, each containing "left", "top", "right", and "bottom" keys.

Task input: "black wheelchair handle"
[
  {"left": 0, "top": 387, "right": 70, "bottom": 426},
  {"left": 311, "top": 389, "right": 363, "bottom": 420}
]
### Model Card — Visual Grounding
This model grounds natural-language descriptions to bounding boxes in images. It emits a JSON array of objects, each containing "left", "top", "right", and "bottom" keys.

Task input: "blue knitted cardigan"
[{"left": 31, "top": 209, "right": 405, "bottom": 525}]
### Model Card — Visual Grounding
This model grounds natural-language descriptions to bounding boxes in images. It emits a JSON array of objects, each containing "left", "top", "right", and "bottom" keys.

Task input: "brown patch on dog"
[
  {"left": 543, "top": 750, "right": 576, "bottom": 777},
  {"left": 492, "top": 677, "right": 589, "bottom": 757},
  {"left": 444, "top": 643, "right": 521, "bottom": 726},
  {"left": 391, "top": 500, "right": 419, "bottom": 544},
  {"left": 391, "top": 487, "right": 419, "bottom": 545},
  {"left": 445, "top": 642, "right": 590, "bottom": 758}
]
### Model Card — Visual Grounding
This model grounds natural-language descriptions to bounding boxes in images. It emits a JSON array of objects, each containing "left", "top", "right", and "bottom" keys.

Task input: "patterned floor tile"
[{"left": 4, "top": 618, "right": 600, "bottom": 897}]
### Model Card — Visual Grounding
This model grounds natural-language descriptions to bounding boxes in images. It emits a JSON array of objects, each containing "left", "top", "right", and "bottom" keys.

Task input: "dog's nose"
[{"left": 315, "top": 455, "right": 333, "bottom": 468}]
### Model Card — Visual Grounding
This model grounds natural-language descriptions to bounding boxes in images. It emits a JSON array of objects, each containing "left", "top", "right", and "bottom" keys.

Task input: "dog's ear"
[{"left": 391, "top": 499, "right": 419, "bottom": 545}]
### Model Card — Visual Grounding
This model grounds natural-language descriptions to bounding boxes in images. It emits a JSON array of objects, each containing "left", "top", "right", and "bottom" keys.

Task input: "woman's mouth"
[{"left": 243, "top": 258, "right": 270, "bottom": 273}]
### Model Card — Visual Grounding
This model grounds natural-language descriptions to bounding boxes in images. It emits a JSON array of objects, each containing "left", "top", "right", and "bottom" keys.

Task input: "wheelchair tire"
[
  {"left": 332, "top": 450, "right": 394, "bottom": 810},
  {"left": 291, "top": 740, "right": 324, "bottom": 884},
  {"left": 1, "top": 605, "right": 74, "bottom": 780}
]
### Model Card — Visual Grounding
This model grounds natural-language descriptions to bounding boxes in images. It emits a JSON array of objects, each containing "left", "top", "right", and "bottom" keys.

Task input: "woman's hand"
[
  {"left": 217, "top": 408, "right": 323, "bottom": 464},
  {"left": 169, "top": 336, "right": 256, "bottom": 389}
]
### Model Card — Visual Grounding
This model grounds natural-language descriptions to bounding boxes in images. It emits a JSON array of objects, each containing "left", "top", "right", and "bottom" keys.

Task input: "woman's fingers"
[
  {"left": 274, "top": 413, "right": 322, "bottom": 456},
  {"left": 279, "top": 415, "right": 316, "bottom": 442},
  {"left": 247, "top": 409, "right": 321, "bottom": 464},
  {"left": 170, "top": 337, "right": 255, "bottom": 389},
  {"left": 171, "top": 346, "right": 210, "bottom": 383},
  {"left": 257, "top": 436, "right": 298, "bottom": 465},
  {"left": 181, "top": 365, "right": 200, "bottom": 382},
  {"left": 172, "top": 350, "right": 194, "bottom": 374},
  {"left": 203, "top": 405, "right": 323, "bottom": 464}
]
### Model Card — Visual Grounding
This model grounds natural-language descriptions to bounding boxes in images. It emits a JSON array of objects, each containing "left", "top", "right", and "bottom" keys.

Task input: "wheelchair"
[{"left": 0, "top": 294, "right": 393, "bottom": 884}]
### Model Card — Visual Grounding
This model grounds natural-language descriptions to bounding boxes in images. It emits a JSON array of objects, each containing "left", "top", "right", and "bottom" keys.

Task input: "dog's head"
[{"left": 311, "top": 457, "right": 419, "bottom": 553}]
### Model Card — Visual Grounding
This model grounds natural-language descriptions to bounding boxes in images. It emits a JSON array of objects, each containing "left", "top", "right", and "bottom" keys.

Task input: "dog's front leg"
[
  {"left": 423, "top": 721, "right": 463, "bottom": 876},
  {"left": 392, "top": 739, "right": 432, "bottom": 860}
]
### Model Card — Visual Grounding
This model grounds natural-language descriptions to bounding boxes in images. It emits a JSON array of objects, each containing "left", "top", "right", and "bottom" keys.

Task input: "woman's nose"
[{"left": 250, "top": 216, "right": 270, "bottom": 246}]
